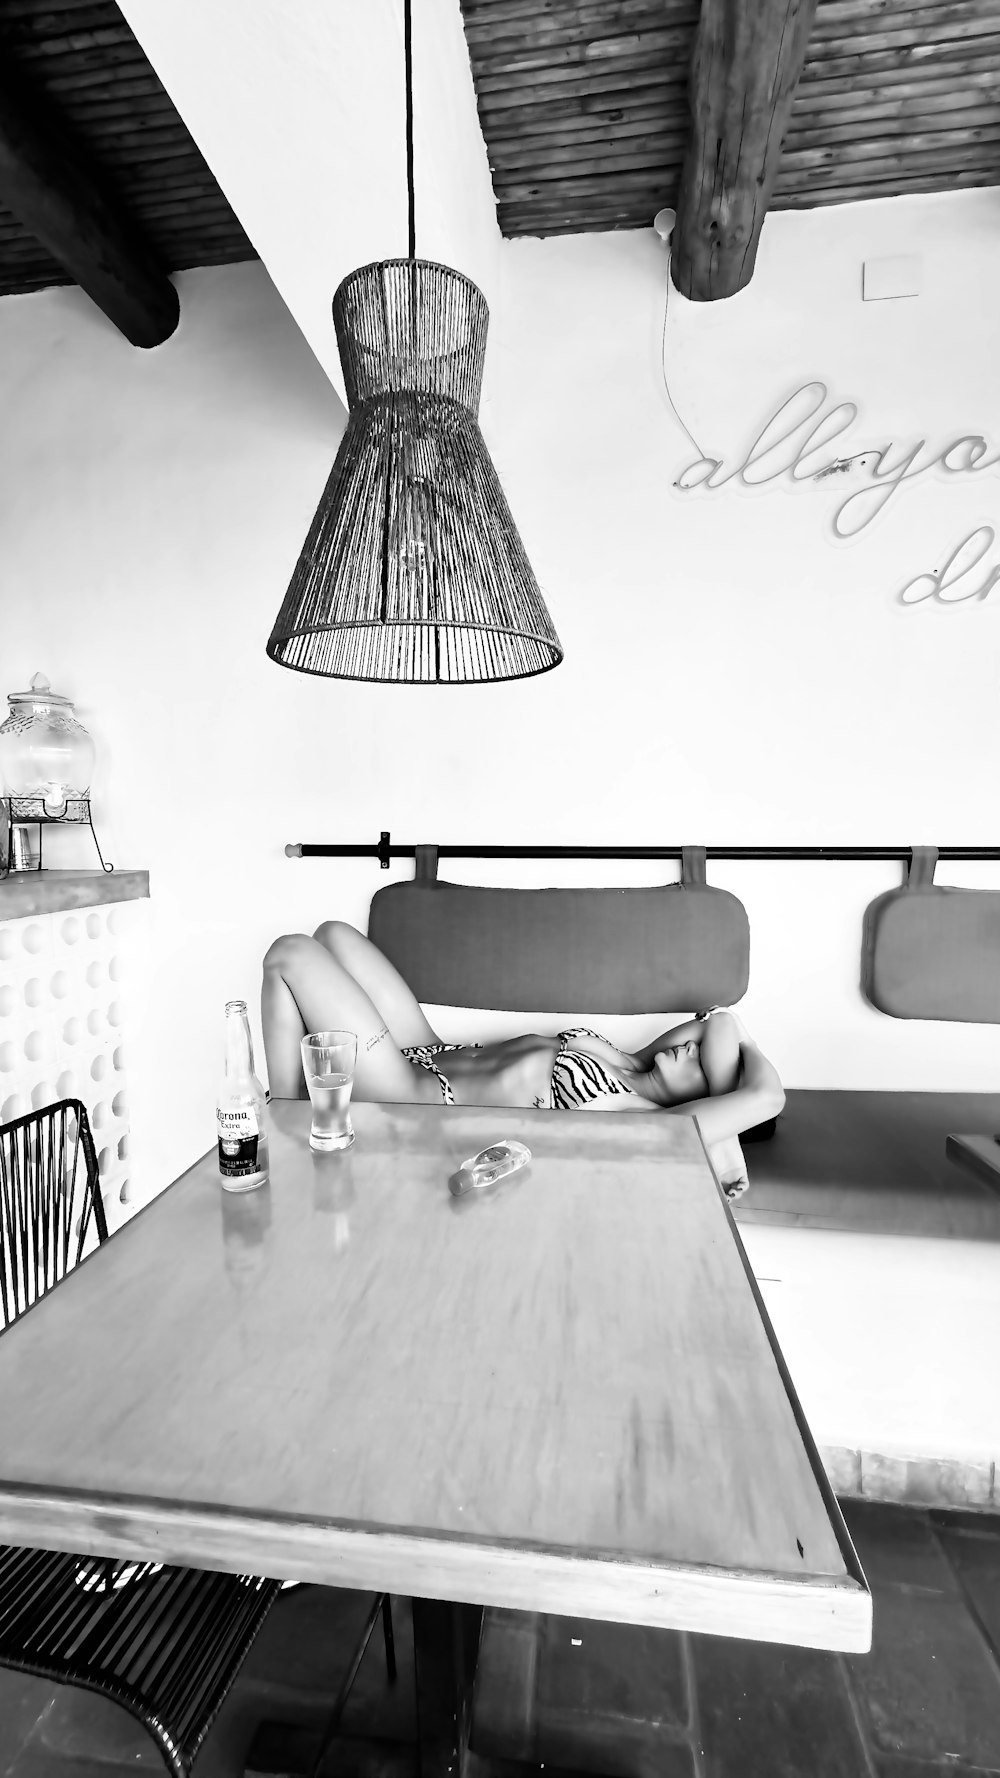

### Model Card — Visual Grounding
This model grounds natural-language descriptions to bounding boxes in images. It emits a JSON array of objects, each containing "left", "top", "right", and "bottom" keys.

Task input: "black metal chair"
[{"left": 0, "top": 1098, "right": 394, "bottom": 1777}]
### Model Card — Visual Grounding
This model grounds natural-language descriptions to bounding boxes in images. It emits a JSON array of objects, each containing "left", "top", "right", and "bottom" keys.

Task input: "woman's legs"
[
  {"left": 311, "top": 921, "right": 441, "bottom": 1047},
  {"left": 260, "top": 932, "right": 439, "bottom": 1103},
  {"left": 261, "top": 936, "right": 312, "bottom": 1099}
]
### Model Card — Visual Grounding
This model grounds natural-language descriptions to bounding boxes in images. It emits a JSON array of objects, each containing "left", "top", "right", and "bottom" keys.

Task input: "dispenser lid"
[{"left": 7, "top": 672, "right": 73, "bottom": 708}]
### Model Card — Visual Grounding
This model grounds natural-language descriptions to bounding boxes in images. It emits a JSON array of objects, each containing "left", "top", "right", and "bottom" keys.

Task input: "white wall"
[
  {"left": 1, "top": 262, "right": 353, "bottom": 1200},
  {"left": 1, "top": 192, "right": 999, "bottom": 1213},
  {"left": 487, "top": 188, "right": 1000, "bottom": 1092}
]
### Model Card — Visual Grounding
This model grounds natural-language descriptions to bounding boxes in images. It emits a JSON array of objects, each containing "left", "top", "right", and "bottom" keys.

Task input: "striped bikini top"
[{"left": 401, "top": 1031, "right": 637, "bottom": 1110}]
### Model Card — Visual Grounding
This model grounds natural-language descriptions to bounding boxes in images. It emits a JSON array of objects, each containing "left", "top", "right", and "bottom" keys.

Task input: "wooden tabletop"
[{"left": 0, "top": 1099, "right": 870, "bottom": 1651}]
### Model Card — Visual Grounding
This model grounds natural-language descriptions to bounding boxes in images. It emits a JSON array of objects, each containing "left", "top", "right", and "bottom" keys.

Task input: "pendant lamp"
[{"left": 266, "top": 6, "right": 563, "bottom": 683}]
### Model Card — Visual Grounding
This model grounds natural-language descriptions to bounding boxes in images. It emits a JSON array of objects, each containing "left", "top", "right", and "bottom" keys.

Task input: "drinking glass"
[{"left": 300, "top": 1031, "right": 357, "bottom": 1152}]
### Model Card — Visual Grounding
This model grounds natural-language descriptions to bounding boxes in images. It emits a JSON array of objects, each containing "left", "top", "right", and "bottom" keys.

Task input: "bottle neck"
[{"left": 224, "top": 1004, "right": 255, "bottom": 1079}]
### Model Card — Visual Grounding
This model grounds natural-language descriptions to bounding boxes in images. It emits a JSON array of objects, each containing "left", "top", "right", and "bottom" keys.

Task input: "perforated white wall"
[{"left": 0, "top": 902, "right": 132, "bottom": 1228}]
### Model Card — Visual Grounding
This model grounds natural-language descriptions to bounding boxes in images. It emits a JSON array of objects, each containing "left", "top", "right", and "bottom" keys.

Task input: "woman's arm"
[
  {"left": 630, "top": 1014, "right": 715, "bottom": 1070},
  {"left": 667, "top": 1030, "right": 784, "bottom": 1146},
  {"left": 698, "top": 1011, "right": 741, "bottom": 1098},
  {"left": 630, "top": 1008, "right": 741, "bottom": 1090},
  {"left": 575, "top": 1023, "right": 781, "bottom": 1125},
  {"left": 574, "top": 1090, "right": 670, "bottom": 1112}
]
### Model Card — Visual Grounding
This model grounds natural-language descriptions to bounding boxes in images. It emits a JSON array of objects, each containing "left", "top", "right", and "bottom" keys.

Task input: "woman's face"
[{"left": 650, "top": 1040, "right": 709, "bottom": 1106}]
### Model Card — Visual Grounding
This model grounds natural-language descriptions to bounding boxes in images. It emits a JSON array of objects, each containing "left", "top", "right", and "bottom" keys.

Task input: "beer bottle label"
[
  {"left": 217, "top": 1106, "right": 261, "bottom": 1178},
  {"left": 218, "top": 1133, "right": 260, "bottom": 1177}
]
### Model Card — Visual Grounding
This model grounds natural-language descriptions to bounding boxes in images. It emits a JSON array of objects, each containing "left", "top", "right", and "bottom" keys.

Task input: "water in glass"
[
  {"left": 301, "top": 1031, "right": 357, "bottom": 1152},
  {"left": 307, "top": 1072, "right": 354, "bottom": 1149}
]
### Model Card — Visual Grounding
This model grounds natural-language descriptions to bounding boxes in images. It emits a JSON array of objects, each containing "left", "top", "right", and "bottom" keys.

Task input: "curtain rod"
[{"left": 285, "top": 834, "right": 1000, "bottom": 870}]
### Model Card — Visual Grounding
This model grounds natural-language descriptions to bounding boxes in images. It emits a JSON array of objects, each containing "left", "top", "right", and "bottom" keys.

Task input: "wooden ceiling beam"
[
  {"left": 0, "top": 67, "right": 179, "bottom": 344},
  {"left": 672, "top": 0, "right": 818, "bottom": 301}
]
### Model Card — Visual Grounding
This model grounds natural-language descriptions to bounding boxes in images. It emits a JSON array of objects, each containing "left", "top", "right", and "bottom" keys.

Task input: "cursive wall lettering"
[
  {"left": 899, "top": 527, "right": 1000, "bottom": 605},
  {"left": 675, "top": 381, "right": 1000, "bottom": 539}
]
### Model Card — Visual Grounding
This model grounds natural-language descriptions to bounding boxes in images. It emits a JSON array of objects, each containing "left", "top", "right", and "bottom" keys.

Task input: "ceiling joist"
[
  {"left": 672, "top": 0, "right": 819, "bottom": 301},
  {"left": 0, "top": 65, "right": 178, "bottom": 345}
]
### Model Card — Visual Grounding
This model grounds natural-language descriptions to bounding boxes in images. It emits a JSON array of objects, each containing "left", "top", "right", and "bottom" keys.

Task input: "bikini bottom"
[
  {"left": 400, "top": 1042, "right": 470, "bottom": 1106},
  {"left": 402, "top": 1031, "right": 635, "bottom": 1111},
  {"left": 402, "top": 1029, "right": 638, "bottom": 1111}
]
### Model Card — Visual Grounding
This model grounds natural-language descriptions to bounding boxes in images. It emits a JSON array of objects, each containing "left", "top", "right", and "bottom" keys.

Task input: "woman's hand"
[{"left": 708, "top": 1133, "right": 749, "bottom": 1198}]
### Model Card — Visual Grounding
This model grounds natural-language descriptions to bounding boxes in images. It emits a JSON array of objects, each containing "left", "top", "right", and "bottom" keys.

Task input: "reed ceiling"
[
  {"left": 460, "top": 0, "right": 1000, "bottom": 238},
  {"left": 0, "top": 0, "right": 995, "bottom": 324},
  {"left": 0, "top": 0, "right": 253, "bottom": 298}
]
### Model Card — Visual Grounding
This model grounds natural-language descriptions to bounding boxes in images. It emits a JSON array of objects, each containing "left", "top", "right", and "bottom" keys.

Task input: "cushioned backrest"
[
  {"left": 861, "top": 846, "right": 1000, "bottom": 1023},
  {"left": 368, "top": 847, "right": 750, "bottom": 1013}
]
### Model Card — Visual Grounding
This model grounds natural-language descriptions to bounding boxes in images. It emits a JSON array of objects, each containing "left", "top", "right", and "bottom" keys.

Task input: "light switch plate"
[{"left": 863, "top": 255, "right": 922, "bottom": 300}]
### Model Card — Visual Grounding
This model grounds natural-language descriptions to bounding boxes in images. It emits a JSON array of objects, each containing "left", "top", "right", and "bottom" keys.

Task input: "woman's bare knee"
[
  {"left": 312, "top": 918, "right": 437, "bottom": 1048},
  {"left": 312, "top": 919, "right": 364, "bottom": 959},
  {"left": 263, "top": 932, "right": 315, "bottom": 974}
]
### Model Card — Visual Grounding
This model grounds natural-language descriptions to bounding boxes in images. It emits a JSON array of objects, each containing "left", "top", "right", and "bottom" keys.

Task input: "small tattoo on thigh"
[{"left": 366, "top": 1025, "right": 390, "bottom": 1053}]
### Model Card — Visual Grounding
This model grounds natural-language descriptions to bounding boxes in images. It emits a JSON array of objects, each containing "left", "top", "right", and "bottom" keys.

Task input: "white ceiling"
[{"left": 115, "top": 0, "right": 501, "bottom": 404}]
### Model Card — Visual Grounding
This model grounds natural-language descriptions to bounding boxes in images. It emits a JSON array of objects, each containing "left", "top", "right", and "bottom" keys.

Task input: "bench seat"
[
  {"left": 734, "top": 1089, "right": 1000, "bottom": 1240},
  {"left": 730, "top": 1091, "right": 1000, "bottom": 1509}
]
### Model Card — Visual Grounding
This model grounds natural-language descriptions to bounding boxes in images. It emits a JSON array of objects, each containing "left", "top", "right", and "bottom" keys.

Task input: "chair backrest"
[
  {"left": 368, "top": 846, "right": 751, "bottom": 1013},
  {"left": 862, "top": 845, "right": 1000, "bottom": 1022},
  {"left": 0, "top": 1099, "right": 107, "bottom": 1331}
]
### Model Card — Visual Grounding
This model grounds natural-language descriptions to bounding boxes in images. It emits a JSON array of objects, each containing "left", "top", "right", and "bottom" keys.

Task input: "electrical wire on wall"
[
  {"left": 654, "top": 216, "right": 856, "bottom": 491},
  {"left": 654, "top": 209, "right": 713, "bottom": 466}
]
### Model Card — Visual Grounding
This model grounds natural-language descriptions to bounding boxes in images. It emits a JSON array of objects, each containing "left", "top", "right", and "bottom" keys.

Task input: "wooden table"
[{"left": 0, "top": 1098, "right": 870, "bottom": 1772}]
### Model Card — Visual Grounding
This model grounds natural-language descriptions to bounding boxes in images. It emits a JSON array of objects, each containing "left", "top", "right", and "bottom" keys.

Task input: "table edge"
[
  {"left": 691, "top": 1112, "right": 871, "bottom": 1603},
  {"left": 0, "top": 1485, "right": 872, "bottom": 1653}
]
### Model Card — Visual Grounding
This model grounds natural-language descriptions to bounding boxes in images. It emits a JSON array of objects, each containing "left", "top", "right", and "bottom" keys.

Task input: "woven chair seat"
[{"left": 0, "top": 1544, "right": 282, "bottom": 1777}]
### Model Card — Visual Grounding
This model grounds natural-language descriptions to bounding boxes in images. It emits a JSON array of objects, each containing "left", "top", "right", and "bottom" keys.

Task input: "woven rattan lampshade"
[{"left": 266, "top": 259, "right": 563, "bottom": 683}]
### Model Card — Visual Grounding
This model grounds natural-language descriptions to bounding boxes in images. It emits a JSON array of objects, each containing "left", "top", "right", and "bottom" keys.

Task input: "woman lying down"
[{"left": 261, "top": 921, "right": 785, "bottom": 1200}]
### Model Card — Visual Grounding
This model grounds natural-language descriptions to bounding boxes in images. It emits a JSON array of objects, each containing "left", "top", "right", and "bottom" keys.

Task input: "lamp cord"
[
  {"left": 660, "top": 247, "right": 709, "bottom": 461},
  {"left": 404, "top": 0, "right": 415, "bottom": 258}
]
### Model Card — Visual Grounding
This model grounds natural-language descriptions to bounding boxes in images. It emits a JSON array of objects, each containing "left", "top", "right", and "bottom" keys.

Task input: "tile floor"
[{"left": 1, "top": 1502, "right": 999, "bottom": 1778}]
